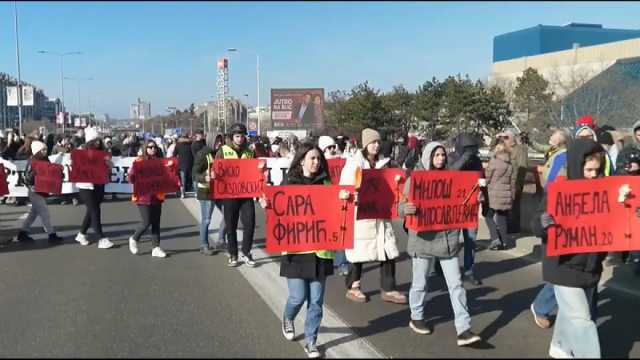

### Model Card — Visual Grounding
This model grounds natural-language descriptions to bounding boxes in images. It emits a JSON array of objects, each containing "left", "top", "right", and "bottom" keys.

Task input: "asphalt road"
[{"left": 1, "top": 196, "right": 639, "bottom": 358}]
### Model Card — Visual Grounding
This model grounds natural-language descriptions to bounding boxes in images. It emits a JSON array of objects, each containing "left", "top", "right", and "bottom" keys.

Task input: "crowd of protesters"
[{"left": 1, "top": 113, "right": 639, "bottom": 358}]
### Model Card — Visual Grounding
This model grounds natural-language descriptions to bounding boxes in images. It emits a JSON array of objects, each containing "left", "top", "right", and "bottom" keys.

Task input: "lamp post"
[
  {"left": 37, "top": 50, "right": 82, "bottom": 133},
  {"left": 226, "top": 48, "right": 261, "bottom": 135}
]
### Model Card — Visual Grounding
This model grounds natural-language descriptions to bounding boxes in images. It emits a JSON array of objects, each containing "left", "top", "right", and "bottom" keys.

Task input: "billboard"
[
  {"left": 22, "top": 86, "right": 34, "bottom": 106},
  {"left": 6, "top": 87, "right": 18, "bottom": 106},
  {"left": 271, "top": 88, "right": 324, "bottom": 131}
]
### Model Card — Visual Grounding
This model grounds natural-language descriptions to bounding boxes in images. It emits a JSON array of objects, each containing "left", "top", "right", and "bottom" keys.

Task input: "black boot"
[
  {"left": 48, "top": 233, "right": 64, "bottom": 243},
  {"left": 17, "top": 231, "right": 35, "bottom": 242}
]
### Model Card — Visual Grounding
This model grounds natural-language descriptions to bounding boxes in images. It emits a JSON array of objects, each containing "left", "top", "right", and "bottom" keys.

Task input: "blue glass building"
[{"left": 493, "top": 23, "right": 640, "bottom": 62}]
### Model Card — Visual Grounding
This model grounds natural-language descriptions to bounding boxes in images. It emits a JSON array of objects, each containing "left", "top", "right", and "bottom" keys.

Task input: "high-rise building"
[{"left": 129, "top": 98, "right": 151, "bottom": 120}]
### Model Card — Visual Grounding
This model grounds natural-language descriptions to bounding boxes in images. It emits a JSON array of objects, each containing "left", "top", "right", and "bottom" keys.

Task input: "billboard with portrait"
[{"left": 271, "top": 88, "right": 324, "bottom": 131}]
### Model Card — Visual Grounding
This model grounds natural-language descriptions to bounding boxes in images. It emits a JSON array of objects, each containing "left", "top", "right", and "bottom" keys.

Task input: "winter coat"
[
  {"left": 448, "top": 133, "right": 483, "bottom": 173},
  {"left": 510, "top": 142, "right": 529, "bottom": 192},
  {"left": 191, "top": 139, "right": 206, "bottom": 159},
  {"left": 531, "top": 138, "right": 607, "bottom": 289},
  {"left": 175, "top": 138, "right": 194, "bottom": 171},
  {"left": 486, "top": 151, "right": 515, "bottom": 211},
  {"left": 192, "top": 146, "right": 216, "bottom": 200},
  {"left": 279, "top": 170, "right": 334, "bottom": 280},
  {"left": 339, "top": 149, "right": 399, "bottom": 263},
  {"left": 399, "top": 141, "right": 462, "bottom": 259}
]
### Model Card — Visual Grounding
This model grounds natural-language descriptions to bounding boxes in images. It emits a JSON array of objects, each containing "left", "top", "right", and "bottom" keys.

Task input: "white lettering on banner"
[{"left": 0, "top": 156, "right": 306, "bottom": 197}]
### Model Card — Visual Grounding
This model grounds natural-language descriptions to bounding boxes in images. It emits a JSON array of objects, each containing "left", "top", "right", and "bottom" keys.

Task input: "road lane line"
[{"left": 180, "top": 197, "right": 386, "bottom": 359}]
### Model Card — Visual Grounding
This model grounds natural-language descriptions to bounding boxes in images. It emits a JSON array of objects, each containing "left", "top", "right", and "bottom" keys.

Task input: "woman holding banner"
[
  {"left": 16, "top": 140, "right": 64, "bottom": 244},
  {"left": 339, "top": 128, "right": 407, "bottom": 304},
  {"left": 267, "top": 142, "right": 333, "bottom": 359},
  {"left": 74, "top": 127, "right": 115, "bottom": 249},
  {"left": 532, "top": 138, "right": 608, "bottom": 358},
  {"left": 398, "top": 141, "right": 482, "bottom": 345},
  {"left": 127, "top": 139, "right": 168, "bottom": 258}
]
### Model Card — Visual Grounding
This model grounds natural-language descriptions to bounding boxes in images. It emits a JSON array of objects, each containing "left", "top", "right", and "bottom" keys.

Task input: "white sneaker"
[
  {"left": 129, "top": 237, "right": 138, "bottom": 255},
  {"left": 97, "top": 238, "right": 115, "bottom": 249},
  {"left": 75, "top": 233, "right": 89, "bottom": 246},
  {"left": 549, "top": 344, "right": 573, "bottom": 359},
  {"left": 152, "top": 247, "right": 167, "bottom": 258}
]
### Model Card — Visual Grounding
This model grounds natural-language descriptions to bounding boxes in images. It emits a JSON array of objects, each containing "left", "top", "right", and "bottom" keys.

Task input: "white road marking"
[{"left": 180, "top": 197, "right": 385, "bottom": 358}]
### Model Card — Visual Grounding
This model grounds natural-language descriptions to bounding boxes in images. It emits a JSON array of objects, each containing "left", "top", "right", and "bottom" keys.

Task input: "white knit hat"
[
  {"left": 318, "top": 136, "right": 336, "bottom": 152},
  {"left": 85, "top": 126, "right": 99, "bottom": 143},
  {"left": 31, "top": 141, "right": 47, "bottom": 155}
]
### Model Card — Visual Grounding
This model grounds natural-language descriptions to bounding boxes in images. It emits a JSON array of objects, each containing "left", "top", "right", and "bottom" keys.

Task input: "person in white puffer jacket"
[
  {"left": 339, "top": 128, "right": 407, "bottom": 305},
  {"left": 74, "top": 126, "right": 115, "bottom": 249}
]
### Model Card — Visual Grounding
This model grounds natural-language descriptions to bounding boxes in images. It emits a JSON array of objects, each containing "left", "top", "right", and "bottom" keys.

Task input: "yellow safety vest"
[
  {"left": 197, "top": 153, "right": 215, "bottom": 189},
  {"left": 221, "top": 145, "right": 254, "bottom": 159}
]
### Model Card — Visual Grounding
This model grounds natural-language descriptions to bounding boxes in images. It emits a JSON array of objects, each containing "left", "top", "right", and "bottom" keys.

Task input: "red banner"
[
  {"left": 405, "top": 170, "right": 481, "bottom": 232},
  {"left": 0, "top": 164, "right": 8, "bottom": 196},
  {"left": 264, "top": 185, "right": 356, "bottom": 253},
  {"left": 32, "top": 160, "right": 63, "bottom": 195},
  {"left": 546, "top": 176, "right": 640, "bottom": 256},
  {"left": 357, "top": 168, "right": 406, "bottom": 220},
  {"left": 327, "top": 158, "right": 346, "bottom": 185},
  {"left": 212, "top": 159, "right": 267, "bottom": 199},
  {"left": 69, "top": 149, "right": 110, "bottom": 184},
  {"left": 132, "top": 157, "right": 180, "bottom": 197}
]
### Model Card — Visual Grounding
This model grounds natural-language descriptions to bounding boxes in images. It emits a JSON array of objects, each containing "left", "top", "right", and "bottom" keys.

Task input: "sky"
[{"left": 1, "top": 1, "right": 640, "bottom": 119}]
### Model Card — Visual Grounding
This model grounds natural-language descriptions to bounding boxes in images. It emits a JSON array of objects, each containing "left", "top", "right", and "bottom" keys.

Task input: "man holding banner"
[
  {"left": 399, "top": 141, "right": 482, "bottom": 346},
  {"left": 214, "top": 123, "right": 257, "bottom": 268},
  {"left": 16, "top": 141, "right": 64, "bottom": 243},
  {"left": 532, "top": 138, "right": 608, "bottom": 358}
]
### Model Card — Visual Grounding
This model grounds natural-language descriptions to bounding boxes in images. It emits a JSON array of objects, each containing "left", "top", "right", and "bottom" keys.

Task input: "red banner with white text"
[
  {"left": 0, "top": 164, "right": 8, "bottom": 196},
  {"left": 132, "top": 157, "right": 180, "bottom": 197}
]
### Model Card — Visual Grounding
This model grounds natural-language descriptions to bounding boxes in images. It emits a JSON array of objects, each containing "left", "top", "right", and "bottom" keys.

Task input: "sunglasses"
[{"left": 147, "top": 145, "right": 157, "bottom": 149}]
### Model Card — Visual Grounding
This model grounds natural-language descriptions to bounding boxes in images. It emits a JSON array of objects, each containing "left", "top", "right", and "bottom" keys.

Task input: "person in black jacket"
[
  {"left": 175, "top": 135, "right": 194, "bottom": 198},
  {"left": 261, "top": 142, "right": 333, "bottom": 359},
  {"left": 17, "top": 141, "right": 64, "bottom": 243},
  {"left": 532, "top": 138, "right": 607, "bottom": 358},
  {"left": 192, "top": 144, "right": 225, "bottom": 255},
  {"left": 449, "top": 133, "right": 484, "bottom": 285}
]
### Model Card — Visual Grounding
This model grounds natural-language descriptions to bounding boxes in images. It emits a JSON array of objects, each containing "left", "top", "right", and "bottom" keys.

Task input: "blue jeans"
[
  {"left": 409, "top": 255, "right": 471, "bottom": 335},
  {"left": 284, "top": 278, "right": 326, "bottom": 345},
  {"left": 199, "top": 199, "right": 226, "bottom": 248},
  {"left": 532, "top": 281, "right": 599, "bottom": 321},
  {"left": 551, "top": 285, "right": 600, "bottom": 358},
  {"left": 462, "top": 228, "right": 477, "bottom": 272},
  {"left": 334, "top": 250, "right": 348, "bottom": 269}
]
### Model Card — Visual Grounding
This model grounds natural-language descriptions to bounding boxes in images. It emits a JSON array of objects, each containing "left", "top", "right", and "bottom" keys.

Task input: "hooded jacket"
[
  {"left": 448, "top": 133, "right": 483, "bottom": 172},
  {"left": 532, "top": 138, "right": 608, "bottom": 288},
  {"left": 339, "top": 149, "right": 399, "bottom": 263},
  {"left": 399, "top": 141, "right": 462, "bottom": 259}
]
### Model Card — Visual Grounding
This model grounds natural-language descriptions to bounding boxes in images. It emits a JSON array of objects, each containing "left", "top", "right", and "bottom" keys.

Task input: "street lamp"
[
  {"left": 37, "top": 50, "right": 83, "bottom": 133},
  {"left": 226, "top": 48, "right": 261, "bottom": 135},
  {"left": 243, "top": 93, "right": 249, "bottom": 128},
  {"left": 13, "top": 1, "right": 23, "bottom": 136}
]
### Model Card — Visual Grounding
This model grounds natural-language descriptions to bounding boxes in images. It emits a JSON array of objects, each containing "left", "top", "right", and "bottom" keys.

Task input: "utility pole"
[{"left": 13, "top": 1, "right": 23, "bottom": 135}]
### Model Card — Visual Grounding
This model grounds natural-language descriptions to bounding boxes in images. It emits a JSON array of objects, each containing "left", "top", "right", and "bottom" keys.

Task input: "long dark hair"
[
  {"left": 85, "top": 138, "right": 104, "bottom": 151},
  {"left": 287, "top": 142, "right": 329, "bottom": 181},
  {"left": 142, "top": 139, "right": 164, "bottom": 159}
]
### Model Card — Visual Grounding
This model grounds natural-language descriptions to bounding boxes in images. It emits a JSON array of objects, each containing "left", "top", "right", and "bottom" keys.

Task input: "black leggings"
[
  {"left": 132, "top": 203, "right": 162, "bottom": 247},
  {"left": 79, "top": 186, "right": 105, "bottom": 238},
  {"left": 223, "top": 198, "right": 255, "bottom": 257}
]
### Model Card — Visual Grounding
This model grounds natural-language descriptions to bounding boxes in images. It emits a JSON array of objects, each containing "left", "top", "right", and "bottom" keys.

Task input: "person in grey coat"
[
  {"left": 484, "top": 140, "right": 516, "bottom": 250},
  {"left": 398, "top": 141, "right": 481, "bottom": 346}
]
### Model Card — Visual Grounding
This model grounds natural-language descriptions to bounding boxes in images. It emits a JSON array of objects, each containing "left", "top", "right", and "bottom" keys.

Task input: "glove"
[{"left": 540, "top": 212, "right": 556, "bottom": 229}]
